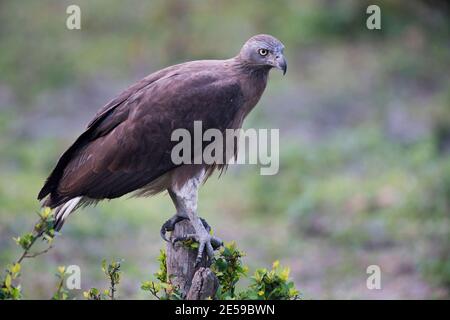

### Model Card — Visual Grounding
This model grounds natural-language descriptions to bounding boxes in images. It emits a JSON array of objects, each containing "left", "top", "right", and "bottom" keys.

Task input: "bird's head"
[{"left": 238, "top": 34, "right": 287, "bottom": 75}]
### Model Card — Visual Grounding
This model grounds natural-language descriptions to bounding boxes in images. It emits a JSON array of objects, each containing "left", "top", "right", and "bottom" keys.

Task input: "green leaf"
[
  {"left": 57, "top": 266, "right": 66, "bottom": 274},
  {"left": 10, "top": 263, "right": 21, "bottom": 275},
  {"left": 4, "top": 274, "right": 12, "bottom": 289}
]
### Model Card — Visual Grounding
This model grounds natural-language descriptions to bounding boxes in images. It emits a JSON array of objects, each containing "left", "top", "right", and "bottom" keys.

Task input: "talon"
[
  {"left": 199, "top": 217, "right": 211, "bottom": 233},
  {"left": 195, "top": 256, "right": 203, "bottom": 267},
  {"left": 205, "top": 242, "right": 214, "bottom": 259},
  {"left": 160, "top": 221, "right": 171, "bottom": 242},
  {"left": 194, "top": 235, "right": 224, "bottom": 267},
  {"left": 210, "top": 237, "right": 223, "bottom": 250},
  {"left": 196, "top": 241, "right": 206, "bottom": 265},
  {"left": 160, "top": 215, "right": 187, "bottom": 242},
  {"left": 161, "top": 215, "right": 212, "bottom": 242},
  {"left": 164, "top": 215, "right": 223, "bottom": 268}
]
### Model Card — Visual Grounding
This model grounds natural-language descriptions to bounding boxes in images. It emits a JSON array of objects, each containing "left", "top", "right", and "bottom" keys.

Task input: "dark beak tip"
[
  {"left": 280, "top": 56, "right": 287, "bottom": 76},
  {"left": 273, "top": 55, "right": 287, "bottom": 76}
]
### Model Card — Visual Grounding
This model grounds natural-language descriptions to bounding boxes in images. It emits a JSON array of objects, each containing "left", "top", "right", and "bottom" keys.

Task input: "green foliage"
[
  {"left": 212, "top": 242, "right": 299, "bottom": 300},
  {"left": 102, "top": 259, "right": 122, "bottom": 299},
  {"left": 140, "top": 242, "right": 300, "bottom": 300},
  {"left": 12, "top": 207, "right": 56, "bottom": 261},
  {"left": 1, "top": 207, "right": 56, "bottom": 300},
  {"left": 52, "top": 266, "right": 69, "bottom": 300},
  {"left": 84, "top": 259, "right": 123, "bottom": 300},
  {"left": 154, "top": 249, "right": 167, "bottom": 283},
  {"left": 1, "top": 215, "right": 299, "bottom": 300},
  {"left": 14, "top": 233, "right": 34, "bottom": 251},
  {"left": 0, "top": 263, "right": 22, "bottom": 300},
  {"left": 182, "top": 239, "right": 200, "bottom": 250},
  {"left": 0, "top": 206, "right": 298, "bottom": 300},
  {"left": 83, "top": 288, "right": 104, "bottom": 300},
  {"left": 141, "top": 250, "right": 182, "bottom": 300},
  {"left": 239, "top": 261, "right": 299, "bottom": 300},
  {"left": 212, "top": 242, "right": 248, "bottom": 299}
]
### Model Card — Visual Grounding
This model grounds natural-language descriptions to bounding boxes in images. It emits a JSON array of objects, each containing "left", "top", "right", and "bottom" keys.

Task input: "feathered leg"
[
  {"left": 168, "top": 169, "right": 222, "bottom": 266},
  {"left": 161, "top": 189, "right": 212, "bottom": 242}
]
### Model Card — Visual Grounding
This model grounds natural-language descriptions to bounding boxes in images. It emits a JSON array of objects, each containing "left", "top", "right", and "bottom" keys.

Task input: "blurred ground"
[{"left": 0, "top": 0, "right": 449, "bottom": 299}]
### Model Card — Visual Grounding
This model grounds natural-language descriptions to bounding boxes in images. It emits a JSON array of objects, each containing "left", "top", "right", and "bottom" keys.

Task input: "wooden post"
[{"left": 166, "top": 219, "right": 219, "bottom": 299}]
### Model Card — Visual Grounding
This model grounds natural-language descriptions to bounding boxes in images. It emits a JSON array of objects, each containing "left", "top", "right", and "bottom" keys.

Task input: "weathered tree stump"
[{"left": 166, "top": 219, "right": 218, "bottom": 299}]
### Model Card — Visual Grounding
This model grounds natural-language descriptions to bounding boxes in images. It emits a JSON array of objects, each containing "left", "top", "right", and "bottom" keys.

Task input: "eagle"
[{"left": 38, "top": 34, "right": 287, "bottom": 264}]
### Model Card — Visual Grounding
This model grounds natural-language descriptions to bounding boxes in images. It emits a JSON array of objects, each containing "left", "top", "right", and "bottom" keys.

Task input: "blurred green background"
[{"left": 0, "top": 0, "right": 449, "bottom": 299}]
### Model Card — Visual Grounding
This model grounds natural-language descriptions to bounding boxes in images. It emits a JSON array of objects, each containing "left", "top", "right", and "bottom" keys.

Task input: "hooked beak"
[{"left": 273, "top": 54, "right": 287, "bottom": 75}]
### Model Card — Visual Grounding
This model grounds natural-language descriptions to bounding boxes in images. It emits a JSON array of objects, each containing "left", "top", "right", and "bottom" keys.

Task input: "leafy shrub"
[
  {"left": 141, "top": 249, "right": 182, "bottom": 300},
  {"left": 141, "top": 241, "right": 300, "bottom": 300},
  {"left": 239, "top": 261, "right": 299, "bottom": 300},
  {"left": 83, "top": 259, "right": 122, "bottom": 300},
  {"left": 212, "top": 242, "right": 248, "bottom": 299},
  {"left": 1, "top": 208, "right": 300, "bottom": 300},
  {"left": 52, "top": 266, "right": 70, "bottom": 300},
  {"left": 0, "top": 263, "right": 22, "bottom": 300},
  {"left": 1, "top": 207, "right": 55, "bottom": 300}
]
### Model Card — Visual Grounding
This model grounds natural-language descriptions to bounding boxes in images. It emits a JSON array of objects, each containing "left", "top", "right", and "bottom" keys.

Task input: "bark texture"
[{"left": 166, "top": 219, "right": 218, "bottom": 299}]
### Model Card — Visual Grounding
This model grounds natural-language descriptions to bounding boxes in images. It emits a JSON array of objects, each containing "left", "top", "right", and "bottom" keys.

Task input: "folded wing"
[{"left": 38, "top": 63, "right": 244, "bottom": 207}]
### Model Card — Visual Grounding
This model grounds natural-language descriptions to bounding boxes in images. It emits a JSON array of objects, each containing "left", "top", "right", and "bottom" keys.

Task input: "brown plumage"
[{"left": 38, "top": 34, "right": 286, "bottom": 259}]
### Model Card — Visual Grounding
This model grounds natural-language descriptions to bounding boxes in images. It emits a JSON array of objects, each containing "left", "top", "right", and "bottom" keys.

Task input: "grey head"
[{"left": 237, "top": 34, "right": 287, "bottom": 75}]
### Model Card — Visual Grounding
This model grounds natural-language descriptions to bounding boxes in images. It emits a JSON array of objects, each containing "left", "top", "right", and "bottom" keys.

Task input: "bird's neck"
[
  {"left": 230, "top": 56, "right": 270, "bottom": 118},
  {"left": 232, "top": 56, "right": 271, "bottom": 80}
]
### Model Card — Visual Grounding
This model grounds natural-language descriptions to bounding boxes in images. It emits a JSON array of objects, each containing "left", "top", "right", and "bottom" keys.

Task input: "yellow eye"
[{"left": 258, "top": 48, "right": 268, "bottom": 56}]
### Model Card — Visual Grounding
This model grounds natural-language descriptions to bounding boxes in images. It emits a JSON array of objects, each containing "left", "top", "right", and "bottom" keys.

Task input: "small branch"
[
  {"left": 109, "top": 278, "right": 116, "bottom": 300},
  {"left": 148, "top": 282, "right": 161, "bottom": 300},
  {"left": 13, "top": 209, "right": 55, "bottom": 266},
  {"left": 22, "top": 246, "right": 53, "bottom": 259},
  {"left": 102, "top": 259, "right": 121, "bottom": 300}
]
